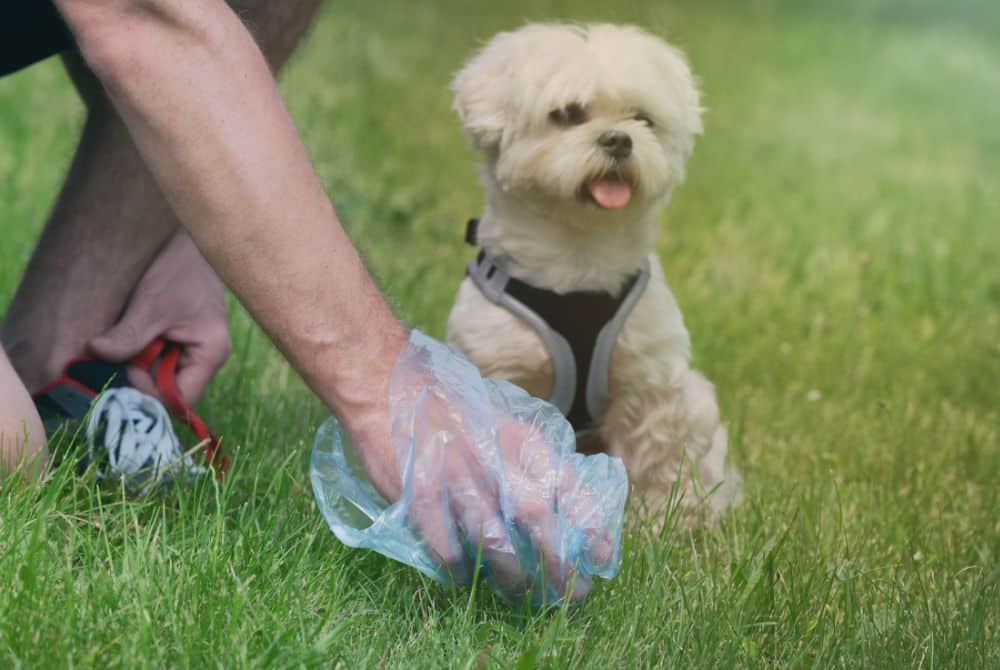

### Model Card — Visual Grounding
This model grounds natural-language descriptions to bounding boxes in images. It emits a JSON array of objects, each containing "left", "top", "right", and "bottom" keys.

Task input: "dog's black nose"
[{"left": 598, "top": 131, "right": 633, "bottom": 159}]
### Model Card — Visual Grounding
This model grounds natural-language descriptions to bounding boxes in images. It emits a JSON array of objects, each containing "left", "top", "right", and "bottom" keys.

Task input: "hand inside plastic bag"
[{"left": 311, "top": 330, "right": 628, "bottom": 607}]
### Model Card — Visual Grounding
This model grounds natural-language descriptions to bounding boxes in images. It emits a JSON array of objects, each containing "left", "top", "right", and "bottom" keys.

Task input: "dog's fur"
[{"left": 445, "top": 23, "right": 740, "bottom": 520}]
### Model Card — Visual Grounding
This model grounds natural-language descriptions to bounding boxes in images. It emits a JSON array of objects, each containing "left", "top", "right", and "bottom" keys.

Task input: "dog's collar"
[{"left": 464, "top": 218, "right": 650, "bottom": 433}]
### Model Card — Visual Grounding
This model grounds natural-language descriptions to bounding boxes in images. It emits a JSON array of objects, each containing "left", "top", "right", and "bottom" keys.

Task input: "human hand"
[
  {"left": 88, "top": 231, "right": 231, "bottom": 406},
  {"left": 311, "top": 331, "right": 627, "bottom": 606}
]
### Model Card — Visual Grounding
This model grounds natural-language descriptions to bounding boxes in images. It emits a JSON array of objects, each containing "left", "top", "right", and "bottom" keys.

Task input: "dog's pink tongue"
[{"left": 588, "top": 178, "right": 632, "bottom": 209}]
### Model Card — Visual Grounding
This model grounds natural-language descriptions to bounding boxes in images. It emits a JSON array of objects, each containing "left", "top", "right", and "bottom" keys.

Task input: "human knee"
[
  {"left": 0, "top": 414, "right": 47, "bottom": 478},
  {"left": 0, "top": 357, "right": 47, "bottom": 477}
]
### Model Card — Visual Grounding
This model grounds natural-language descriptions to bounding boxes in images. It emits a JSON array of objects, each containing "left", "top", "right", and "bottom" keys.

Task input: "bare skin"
[
  {"left": 1, "top": 53, "right": 179, "bottom": 394},
  {"left": 88, "top": 230, "right": 232, "bottom": 405},
  {"left": 51, "top": 0, "right": 407, "bottom": 496},
  {"left": 0, "top": 349, "right": 46, "bottom": 476},
  {"left": 1, "top": 0, "right": 608, "bottom": 598},
  {"left": 0, "top": 0, "right": 321, "bottom": 468}
]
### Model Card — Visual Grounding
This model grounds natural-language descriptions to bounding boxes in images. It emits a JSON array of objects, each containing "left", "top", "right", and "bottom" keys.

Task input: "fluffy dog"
[{"left": 445, "top": 23, "right": 740, "bottom": 521}]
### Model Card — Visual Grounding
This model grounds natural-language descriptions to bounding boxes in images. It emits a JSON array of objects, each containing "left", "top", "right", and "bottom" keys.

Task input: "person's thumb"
[{"left": 88, "top": 316, "right": 162, "bottom": 363}]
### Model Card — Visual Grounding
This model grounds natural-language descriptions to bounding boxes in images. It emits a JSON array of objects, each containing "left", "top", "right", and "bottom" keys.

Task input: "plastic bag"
[{"left": 310, "top": 329, "right": 628, "bottom": 607}]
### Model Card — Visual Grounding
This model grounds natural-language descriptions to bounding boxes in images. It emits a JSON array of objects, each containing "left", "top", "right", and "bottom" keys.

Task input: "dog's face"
[{"left": 453, "top": 24, "right": 702, "bottom": 223}]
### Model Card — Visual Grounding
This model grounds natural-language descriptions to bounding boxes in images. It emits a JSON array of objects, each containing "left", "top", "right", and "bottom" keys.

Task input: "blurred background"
[
  {"left": 0, "top": 1, "right": 996, "bottom": 665},
  {"left": 2, "top": 0, "right": 998, "bottom": 569},
  {"left": 1, "top": 0, "right": 997, "bottom": 550}
]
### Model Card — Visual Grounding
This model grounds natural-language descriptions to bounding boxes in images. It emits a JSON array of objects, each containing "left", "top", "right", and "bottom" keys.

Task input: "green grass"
[{"left": 1, "top": 0, "right": 998, "bottom": 666}]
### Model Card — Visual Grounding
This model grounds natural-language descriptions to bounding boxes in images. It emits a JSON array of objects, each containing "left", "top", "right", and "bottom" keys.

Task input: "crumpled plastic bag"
[{"left": 310, "top": 330, "right": 628, "bottom": 607}]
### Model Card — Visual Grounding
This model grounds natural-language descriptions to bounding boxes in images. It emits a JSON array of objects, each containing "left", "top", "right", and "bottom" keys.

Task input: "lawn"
[{"left": 1, "top": 0, "right": 998, "bottom": 667}]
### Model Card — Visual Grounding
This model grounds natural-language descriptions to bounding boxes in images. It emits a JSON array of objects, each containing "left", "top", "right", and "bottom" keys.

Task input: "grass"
[{"left": 1, "top": 0, "right": 998, "bottom": 666}]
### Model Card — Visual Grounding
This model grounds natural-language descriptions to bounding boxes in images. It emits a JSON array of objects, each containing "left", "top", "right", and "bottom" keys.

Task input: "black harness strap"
[
  {"left": 464, "top": 218, "right": 648, "bottom": 432},
  {"left": 504, "top": 271, "right": 640, "bottom": 429}
]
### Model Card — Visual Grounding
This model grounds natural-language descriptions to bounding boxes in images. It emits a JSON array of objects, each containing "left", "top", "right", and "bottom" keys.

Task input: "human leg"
[{"left": 1, "top": 60, "right": 177, "bottom": 392}]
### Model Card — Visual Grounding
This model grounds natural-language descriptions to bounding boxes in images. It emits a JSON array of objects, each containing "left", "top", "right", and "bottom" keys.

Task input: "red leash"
[{"left": 132, "top": 338, "right": 230, "bottom": 478}]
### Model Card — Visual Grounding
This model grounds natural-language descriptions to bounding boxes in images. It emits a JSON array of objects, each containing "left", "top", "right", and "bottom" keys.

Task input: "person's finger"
[
  {"left": 405, "top": 405, "right": 471, "bottom": 583},
  {"left": 460, "top": 507, "right": 525, "bottom": 600},
  {"left": 556, "top": 462, "right": 615, "bottom": 567},
  {"left": 123, "top": 364, "right": 159, "bottom": 398},
  {"left": 510, "top": 491, "right": 592, "bottom": 602},
  {"left": 504, "top": 417, "right": 614, "bottom": 568},
  {"left": 161, "top": 321, "right": 230, "bottom": 405},
  {"left": 410, "top": 485, "right": 469, "bottom": 584},
  {"left": 172, "top": 336, "right": 231, "bottom": 407},
  {"left": 88, "top": 312, "right": 162, "bottom": 363},
  {"left": 173, "top": 354, "right": 212, "bottom": 406},
  {"left": 497, "top": 424, "right": 583, "bottom": 600},
  {"left": 499, "top": 418, "right": 608, "bottom": 599},
  {"left": 449, "top": 454, "right": 526, "bottom": 597}
]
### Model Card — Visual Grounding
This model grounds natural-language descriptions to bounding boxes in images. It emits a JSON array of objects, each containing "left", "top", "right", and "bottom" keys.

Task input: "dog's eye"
[
  {"left": 633, "top": 113, "right": 655, "bottom": 128},
  {"left": 549, "top": 103, "right": 588, "bottom": 126}
]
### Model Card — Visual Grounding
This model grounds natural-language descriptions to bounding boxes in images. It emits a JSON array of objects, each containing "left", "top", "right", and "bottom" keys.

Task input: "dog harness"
[{"left": 464, "top": 218, "right": 650, "bottom": 433}]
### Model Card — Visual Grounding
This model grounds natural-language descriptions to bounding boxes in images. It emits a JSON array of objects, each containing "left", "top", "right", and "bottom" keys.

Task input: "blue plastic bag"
[{"left": 310, "top": 330, "right": 628, "bottom": 607}]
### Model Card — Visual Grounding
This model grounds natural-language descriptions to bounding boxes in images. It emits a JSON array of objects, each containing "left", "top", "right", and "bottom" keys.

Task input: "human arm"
[
  {"left": 54, "top": 0, "right": 406, "bottom": 493},
  {"left": 54, "top": 0, "right": 613, "bottom": 599}
]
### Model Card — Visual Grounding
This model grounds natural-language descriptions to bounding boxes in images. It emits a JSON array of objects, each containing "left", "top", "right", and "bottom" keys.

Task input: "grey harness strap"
[{"left": 465, "top": 220, "right": 650, "bottom": 432}]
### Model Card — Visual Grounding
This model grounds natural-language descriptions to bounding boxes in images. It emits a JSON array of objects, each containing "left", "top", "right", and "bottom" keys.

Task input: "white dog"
[{"left": 445, "top": 23, "right": 740, "bottom": 521}]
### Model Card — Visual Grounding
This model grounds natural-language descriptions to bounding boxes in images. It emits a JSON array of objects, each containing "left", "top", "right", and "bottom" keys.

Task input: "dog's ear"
[
  {"left": 451, "top": 34, "right": 514, "bottom": 153},
  {"left": 648, "top": 36, "right": 704, "bottom": 142}
]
